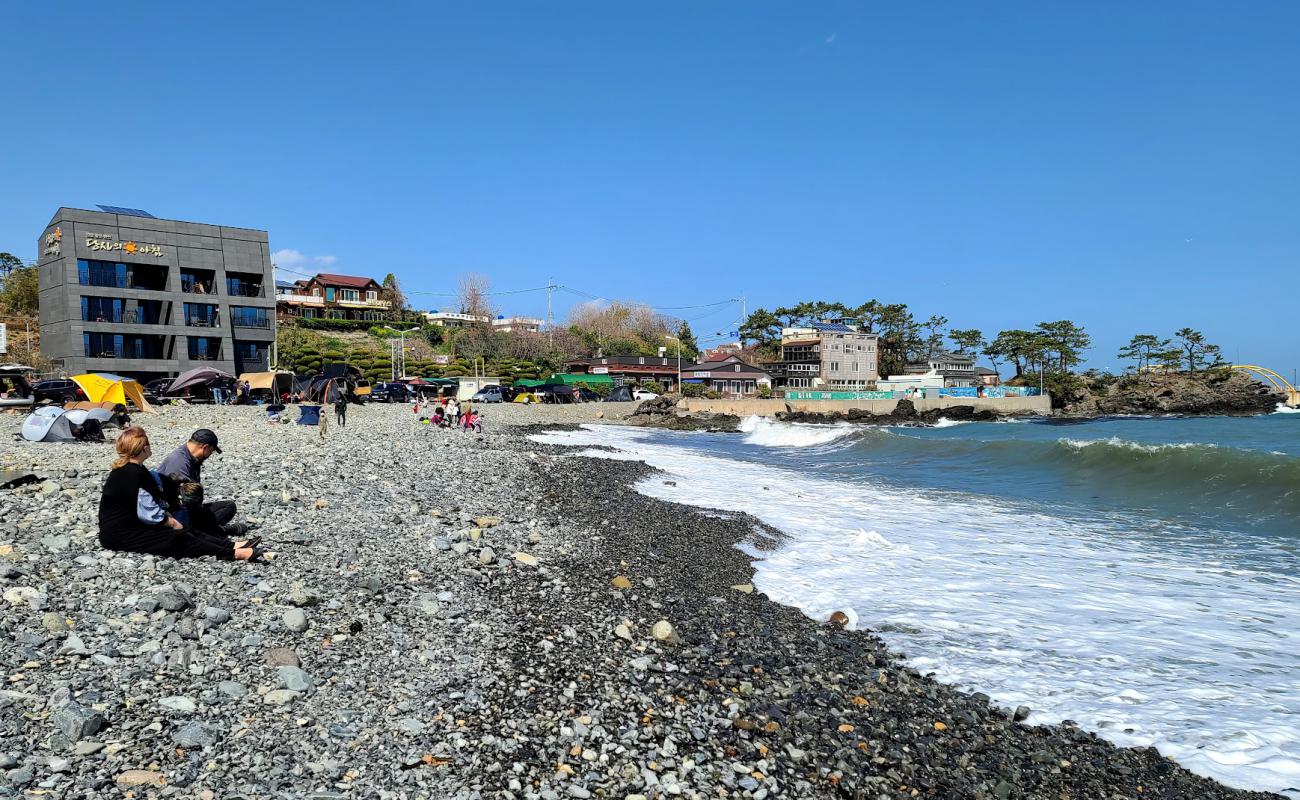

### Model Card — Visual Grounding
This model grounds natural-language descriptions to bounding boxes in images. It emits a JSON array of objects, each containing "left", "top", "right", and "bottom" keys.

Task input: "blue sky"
[{"left": 1, "top": 2, "right": 1296, "bottom": 373}]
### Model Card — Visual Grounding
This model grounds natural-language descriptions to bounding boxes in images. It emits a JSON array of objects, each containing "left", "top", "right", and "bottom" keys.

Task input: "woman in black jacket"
[{"left": 98, "top": 428, "right": 259, "bottom": 561}]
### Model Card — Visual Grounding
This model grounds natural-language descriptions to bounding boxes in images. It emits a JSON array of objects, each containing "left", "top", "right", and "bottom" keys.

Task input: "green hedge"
[{"left": 292, "top": 317, "right": 407, "bottom": 332}]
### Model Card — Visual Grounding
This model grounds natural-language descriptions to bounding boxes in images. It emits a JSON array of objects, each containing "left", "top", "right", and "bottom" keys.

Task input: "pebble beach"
[{"left": 0, "top": 401, "right": 1285, "bottom": 799}]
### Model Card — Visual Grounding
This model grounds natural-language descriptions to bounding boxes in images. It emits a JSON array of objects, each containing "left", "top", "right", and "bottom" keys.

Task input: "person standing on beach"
[{"left": 334, "top": 395, "right": 348, "bottom": 427}]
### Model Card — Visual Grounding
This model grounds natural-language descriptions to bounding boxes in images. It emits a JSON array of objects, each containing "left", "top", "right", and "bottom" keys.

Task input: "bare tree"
[{"left": 456, "top": 273, "right": 495, "bottom": 319}]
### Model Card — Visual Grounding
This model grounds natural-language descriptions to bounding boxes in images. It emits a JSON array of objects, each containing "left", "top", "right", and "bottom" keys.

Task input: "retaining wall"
[{"left": 676, "top": 395, "right": 1052, "bottom": 417}]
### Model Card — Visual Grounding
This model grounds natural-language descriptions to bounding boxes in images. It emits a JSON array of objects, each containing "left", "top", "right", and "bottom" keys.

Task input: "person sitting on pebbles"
[
  {"left": 157, "top": 428, "right": 250, "bottom": 539},
  {"left": 98, "top": 428, "right": 261, "bottom": 561}
]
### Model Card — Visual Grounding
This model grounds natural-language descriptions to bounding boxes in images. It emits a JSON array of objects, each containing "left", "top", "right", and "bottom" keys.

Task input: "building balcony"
[
  {"left": 231, "top": 317, "right": 272, "bottom": 329},
  {"left": 277, "top": 294, "right": 325, "bottom": 306},
  {"left": 336, "top": 297, "right": 388, "bottom": 308}
]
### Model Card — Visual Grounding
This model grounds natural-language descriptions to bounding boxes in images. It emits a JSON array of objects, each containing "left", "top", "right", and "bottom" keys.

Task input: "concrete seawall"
[{"left": 677, "top": 395, "right": 1052, "bottom": 417}]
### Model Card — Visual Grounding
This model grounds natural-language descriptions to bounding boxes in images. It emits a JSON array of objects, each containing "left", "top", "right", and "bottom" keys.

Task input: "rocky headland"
[
  {"left": 0, "top": 402, "right": 1285, "bottom": 799},
  {"left": 1054, "top": 370, "right": 1282, "bottom": 417}
]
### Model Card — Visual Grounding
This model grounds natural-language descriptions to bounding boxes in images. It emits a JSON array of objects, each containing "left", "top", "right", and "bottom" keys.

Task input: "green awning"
[
  {"left": 514, "top": 379, "right": 546, "bottom": 387},
  {"left": 546, "top": 373, "right": 615, "bottom": 385}
]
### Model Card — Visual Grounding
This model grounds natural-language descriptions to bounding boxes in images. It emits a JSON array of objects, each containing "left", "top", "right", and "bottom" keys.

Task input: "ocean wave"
[
  {"left": 931, "top": 417, "right": 973, "bottom": 428},
  {"left": 1275, "top": 404, "right": 1300, "bottom": 414},
  {"left": 738, "top": 416, "right": 858, "bottom": 448}
]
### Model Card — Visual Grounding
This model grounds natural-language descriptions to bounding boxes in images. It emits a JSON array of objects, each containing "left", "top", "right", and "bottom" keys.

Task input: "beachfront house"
[
  {"left": 680, "top": 354, "right": 772, "bottom": 397},
  {"left": 764, "top": 319, "right": 879, "bottom": 391},
  {"left": 878, "top": 351, "right": 980, "bottom": 392},
  {"left": 276, "top": 273, "right": 391, "bottom": 322},
  {"left": 564, "top": 355, "right": 682, "bottom": 391}
]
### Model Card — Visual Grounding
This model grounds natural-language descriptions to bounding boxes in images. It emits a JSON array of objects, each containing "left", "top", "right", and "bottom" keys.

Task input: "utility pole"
[
  {"left": 546, "top": 277, "right": 555, "bottom": 349},
  {"left": 665, "top": 335, "right": 681, "bottom": 392}
]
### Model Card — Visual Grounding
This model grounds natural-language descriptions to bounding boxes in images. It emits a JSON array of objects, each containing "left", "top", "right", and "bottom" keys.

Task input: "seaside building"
[
  {"left": 680, "top": 354, "right": 771, "bottom": 397},
  {"left": 764, "top": 319, "right": 879, "bottom": 390},
  {"left": 491, "top": 316, "right": 543, "bottom": 333},
  {"left": 36, "top": 206, "right": 275, "bottom": 381},
  {"left": 975, "top": 366, "right": 1001, "bottom": 386},
  {"left": 564, "top": 355, "right": 682, "bottom": 390},
  {"left": 424, "top": 311, "right": 489, "bottom": 328},
  {"left": 878, "top": 351, "right": 980, "bottom": 392},
  {"left": 422, "top": 311, "right": 544, "bottom": 333},
  {"left": 275, "top": 273, "right": 391, "bottom": 322}
]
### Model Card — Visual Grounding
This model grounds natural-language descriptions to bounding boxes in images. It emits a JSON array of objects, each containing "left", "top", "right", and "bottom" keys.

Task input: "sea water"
[{"left": 534, "top": 412, "right": 1300, "bottom": 797}]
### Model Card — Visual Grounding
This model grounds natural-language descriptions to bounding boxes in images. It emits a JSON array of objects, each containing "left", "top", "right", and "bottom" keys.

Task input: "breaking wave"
[{"left": 738, "top": 416, "right": 857, "bottom": 448}]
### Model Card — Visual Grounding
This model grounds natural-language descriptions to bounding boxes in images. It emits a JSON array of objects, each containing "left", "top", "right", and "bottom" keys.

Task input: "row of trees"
[
  {"left": 1118, "top": 329, "right": 1224, "bottom": 374},
  {"left": 739, "top": 300, "right": 1091, "bottom": 381}
]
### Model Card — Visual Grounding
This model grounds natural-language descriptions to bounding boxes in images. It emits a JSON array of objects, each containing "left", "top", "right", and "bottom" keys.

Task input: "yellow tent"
[{"left": 70, "top": 373, "right": 155, "bottom": 413}]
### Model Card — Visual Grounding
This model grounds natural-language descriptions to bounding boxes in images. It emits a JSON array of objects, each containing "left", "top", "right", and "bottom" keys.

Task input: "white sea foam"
[
  {"left": 738, "top": 415, "right": 856, "bottom": 447},
  {"left": 1058, "top": 436, "right": 1213, "bottom": 453},
  {"left": 1276, "top": 404, "right": 1300, "bottom": 414},
  {"left": 532, "top": 424, "right": 1300, "bottom": 798},
  {"left": 930, "top": 417, "right": 972, "bottom": 428}
]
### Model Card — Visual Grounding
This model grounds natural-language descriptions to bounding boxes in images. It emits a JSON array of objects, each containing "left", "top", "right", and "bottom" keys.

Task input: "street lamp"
[
  {"left": 384, "top": 326, "right": 420, "bottom": 379},
  {"left": 664, "top": 334, "right": 682, "bottom": 393}
]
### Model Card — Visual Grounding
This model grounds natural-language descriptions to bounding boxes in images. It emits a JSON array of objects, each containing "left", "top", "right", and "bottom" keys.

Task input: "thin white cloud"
[
  {"left": 270, "top": 249, "right": 337, "bottom": 285},
  {"left": 271, "top": 248, "right": 306, "bottom": 267},
  {"left": 825, "top": 32, "right": 837, "bottom": 45}
]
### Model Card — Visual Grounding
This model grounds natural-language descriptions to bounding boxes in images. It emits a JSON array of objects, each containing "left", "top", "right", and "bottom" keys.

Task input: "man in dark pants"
[{"left": 158, "top": 429, "right": 247, "bottom": 538}]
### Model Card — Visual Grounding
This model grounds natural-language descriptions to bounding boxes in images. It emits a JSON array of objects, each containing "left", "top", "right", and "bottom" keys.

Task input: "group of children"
[{"left": 418, "top": 396, "right": 483, "bottom": 432}]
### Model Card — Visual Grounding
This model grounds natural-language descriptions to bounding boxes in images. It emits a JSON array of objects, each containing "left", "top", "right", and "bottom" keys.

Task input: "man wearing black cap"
[{"left": 158, "top": 429, "right": 246, "bottom": 538}]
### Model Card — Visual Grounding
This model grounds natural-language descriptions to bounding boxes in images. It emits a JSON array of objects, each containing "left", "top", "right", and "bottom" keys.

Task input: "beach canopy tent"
[
  {"left": 297, "top": 405, "right": 322, "bottom": 425},
  {"left": 70, "top": 373, "right": 154, "bottom": 413},
  {"left": 513, "top": 379, "right": 545, "bottom": 388},
  {"left": 239, "top": 371, "right": 295, "bottom": 396},
  {"left": 606, "top": 385, "right": 634, "bottom": 402},
  {"left": 303, "top": 376, "right": 350, "bottom": 404},
  {"left": 64, "top": 408, "right": 117, "bottom": 428},
  {"left": 542, "top": 373, "right": 615, "bottom": 386},
  {"left": 21, "top": 407, "right": 77, "bottom": 443},
  {"left": 63, "top": 401, "right": 119, "bottom": 412},
  {"left": 168, "top": 367, "right": 233, "bottom": 395}
]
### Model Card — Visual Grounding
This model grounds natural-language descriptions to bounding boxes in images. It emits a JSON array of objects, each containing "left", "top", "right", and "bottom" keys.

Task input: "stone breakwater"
[{"left": 0, "top": 403, "right": 1285, "bottom": 799}]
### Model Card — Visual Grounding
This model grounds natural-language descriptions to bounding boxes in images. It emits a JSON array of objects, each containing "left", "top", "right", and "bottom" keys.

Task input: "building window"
[
  {"left": 340, "top": 289, "right": 359, "bottom": 302},
  {"left": 188, "top": 337, "right": 221, "bottom": 361},
  {"left": 83, "top": 332, "right": 160, "bottom": 359},
  {"left": 82, "top": 296, "right": 124, "bottom": 323},
  {"left": 230, "top": 306, "right": 270, "bottom": 328},
  {"left": 830, "top": 362, "right": 839, "bottom": 372},
  {"left": 77, "top": 259, "right": 127, "bottom": 289},
  {"left": 366, "top": 290, "right": 378, "bottom": 302},
  {"left": 183, "top": 303, "right": 220, "bottom": 327}
]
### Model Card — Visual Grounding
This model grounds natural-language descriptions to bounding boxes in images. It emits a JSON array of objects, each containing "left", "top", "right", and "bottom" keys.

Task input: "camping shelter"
[
  {"left": 70, "top": 373, "right": 154, "bottom": 413},
  {"left": 239, "top": 371, "right": 295, "bottom": 397},
  {"left": 168, "top": 367, "right": 233, "bottom": 395},
  {"left": 21, "top": 407, "right": 76, "bottom": 443},
  {"left": 64, "top": 408, "right": 117, "bottom": 428}
]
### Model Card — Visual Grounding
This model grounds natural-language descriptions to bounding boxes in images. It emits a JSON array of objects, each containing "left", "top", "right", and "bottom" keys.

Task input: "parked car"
[
  {"left": 632, "top": 389, "right": 660, "bottom": 401},
  {"left": 143, "top": 378, "right": 174, "bottom": 403},
  {"left": 0, "top": 366, "right": 35, "bottom": 408},
  {"left": 371, "top": 382, "right": 414, "bottom": 403},
  {"left": 354, "top": 379, "right": 372, "bottom": 398},
  {"left": 32, "top": 379, "right": 86, "bottom": 405},
  {"left": 472, "top": 386, "right": 508, "bottom": 403}
]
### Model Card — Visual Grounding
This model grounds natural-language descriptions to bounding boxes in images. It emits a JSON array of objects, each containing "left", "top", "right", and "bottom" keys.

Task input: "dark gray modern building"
[{"left": 36, "top": 206, "right": 276, "bottom": 381}]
